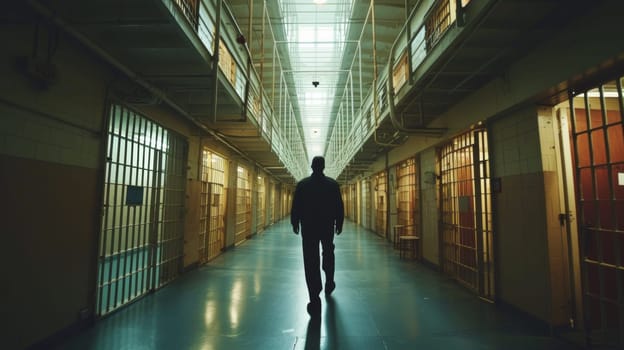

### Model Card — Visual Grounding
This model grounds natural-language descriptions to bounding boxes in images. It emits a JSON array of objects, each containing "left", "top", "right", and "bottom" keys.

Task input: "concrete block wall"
[
  {"left": 0, "top": 104, "right": 100, "bottom": 168},
  {"left": 419, "top": 148, "right": 439, "bottom": 266},
  {"left": 0, "top": 12, "right": 107, "bottom": 348},
  {"left": 0, "top": 8, "right": 208, "bottom": 348},
  {"left": 490, "top": 106, "right": 552, "bottom": 322}
]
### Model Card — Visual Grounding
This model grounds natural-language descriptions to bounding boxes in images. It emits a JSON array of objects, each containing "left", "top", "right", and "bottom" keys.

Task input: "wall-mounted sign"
[
  {"left": 492, "top": 177, "right": 502, "bottom": 193},
  {"left": 126, "top": 185, "right": 144, "bottom": 205}
]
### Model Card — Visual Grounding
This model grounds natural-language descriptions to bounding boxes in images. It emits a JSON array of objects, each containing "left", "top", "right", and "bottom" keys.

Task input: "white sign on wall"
[{"left": 619, "top": 172, "right": 624, "bottom": 186}]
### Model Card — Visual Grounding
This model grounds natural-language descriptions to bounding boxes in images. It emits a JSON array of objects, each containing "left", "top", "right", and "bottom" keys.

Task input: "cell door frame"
[
  {"left": 374, "top": 170, "right": 388, "bottom": 238},
  {"left": 96, "top": 102, "right": 187, "bottom": 317},
  {"left": 199, "top": 148, "right": 227, "bottom": 263},
  {"left": 567, "top": 78, "right": 624, "bottom": 347},
  {"left": 554, "top": 105, "right": 584, "bottom": 329},
  {"left": 255, "top": 174, "right": 266, "bottom": 233},
  {"left": 438, "top": 126, "right": 495, "bottom": 301}
]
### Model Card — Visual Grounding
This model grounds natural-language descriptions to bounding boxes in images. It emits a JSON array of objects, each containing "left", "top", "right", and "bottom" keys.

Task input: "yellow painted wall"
[
  {"left": 489, "top": 107, "right": 551, "bottom": 322},
  {"left": 0, "top": 8, "right": 197, "bottom": 348}
]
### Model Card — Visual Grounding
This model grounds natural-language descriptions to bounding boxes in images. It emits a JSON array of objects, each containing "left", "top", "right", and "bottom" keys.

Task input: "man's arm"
[
  {"left": 335, "top": 183, "right": 344, "bottom": 234},
  {"left": 291, "top": 183, "right": 301, "bottom": 234}
]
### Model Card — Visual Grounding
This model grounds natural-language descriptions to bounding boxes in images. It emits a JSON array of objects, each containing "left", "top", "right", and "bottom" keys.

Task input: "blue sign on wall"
[{"left": 126, "top": 185, "right": 144, "bottom": 206}]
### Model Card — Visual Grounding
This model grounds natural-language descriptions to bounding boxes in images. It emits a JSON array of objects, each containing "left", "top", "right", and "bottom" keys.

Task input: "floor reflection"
[
  {"left": 304, "top": 317, "right": 321, "bottom": 350},
  {"left": 304, "top": 297, "right": 340, "bottom": 350},
  {"left": 53, "top": 220, "right": 577, "bottom": 350},
  {"left": 324, "top": 297, "right": 338, "bottom": 349}
]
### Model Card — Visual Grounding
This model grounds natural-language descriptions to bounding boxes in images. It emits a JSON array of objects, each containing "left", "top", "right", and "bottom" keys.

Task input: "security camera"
[{"left": 312, "top": 81, "right": 319, "bottom": 88}]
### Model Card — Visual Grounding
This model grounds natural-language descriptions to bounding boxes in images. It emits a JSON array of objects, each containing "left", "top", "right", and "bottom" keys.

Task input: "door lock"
[{"left": 558, "top": 213, "right": 569, "bottom": 226}]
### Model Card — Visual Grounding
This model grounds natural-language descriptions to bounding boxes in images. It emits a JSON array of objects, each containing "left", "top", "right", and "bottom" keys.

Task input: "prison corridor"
[{"left": 54, "top": 220, "right": 577, "bottom": 350}]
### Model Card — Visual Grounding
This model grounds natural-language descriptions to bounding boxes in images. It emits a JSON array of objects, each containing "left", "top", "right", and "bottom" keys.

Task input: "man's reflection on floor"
[{"left": 304, "top": 297, "right": 338, "bottom": 350}]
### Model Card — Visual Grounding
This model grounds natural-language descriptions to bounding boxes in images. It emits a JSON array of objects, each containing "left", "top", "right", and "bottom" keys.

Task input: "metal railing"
[
  {"left": 171, "top": 0, "right": 470, "bottom": 181},
  {"left": 325, "top": 0, "right": 467, "bottom": 179},
  {"left": 172, "top": 0, "right": 308, "bottom": 181}
]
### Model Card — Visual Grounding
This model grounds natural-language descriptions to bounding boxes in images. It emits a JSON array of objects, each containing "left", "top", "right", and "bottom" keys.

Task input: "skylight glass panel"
[{"left": 278, "top": 0, "right": 353, "bottom": 168}]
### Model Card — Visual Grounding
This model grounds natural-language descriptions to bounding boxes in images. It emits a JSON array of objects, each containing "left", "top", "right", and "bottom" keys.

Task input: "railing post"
[
  {"left": 455, "top": 0, "right": 465, "bottom": 27},
  {"left": 212, "top": 0, "right": 223, "bottom": 124}
]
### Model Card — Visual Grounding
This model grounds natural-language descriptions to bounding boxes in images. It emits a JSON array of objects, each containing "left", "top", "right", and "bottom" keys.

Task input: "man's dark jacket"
[{"left": 291, "top": 172, "right": 344, "bottom": 234}]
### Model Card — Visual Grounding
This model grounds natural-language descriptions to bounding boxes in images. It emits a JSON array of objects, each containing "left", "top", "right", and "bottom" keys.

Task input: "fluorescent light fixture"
[{"left": 579, "top": 91, "right": 621, "bottom": 98}]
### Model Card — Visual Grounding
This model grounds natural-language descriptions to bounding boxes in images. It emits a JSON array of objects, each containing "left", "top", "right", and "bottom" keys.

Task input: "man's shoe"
[
  {"left": 325, "top": 281, "right": 336, "bottom": 296},
  {"left": 307, "top": 298, "right": 321, "bottom": 318}
]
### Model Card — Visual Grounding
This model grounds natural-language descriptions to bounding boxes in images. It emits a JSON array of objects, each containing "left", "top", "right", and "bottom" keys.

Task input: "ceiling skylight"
[{"left": 278, "top": 0, "right": 352, "bottom": 166}]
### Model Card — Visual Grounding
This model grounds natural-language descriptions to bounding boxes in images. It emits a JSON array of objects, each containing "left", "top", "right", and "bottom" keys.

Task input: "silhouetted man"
[{"left": 291, "top": 156, "right": 344, "bottom": 317}]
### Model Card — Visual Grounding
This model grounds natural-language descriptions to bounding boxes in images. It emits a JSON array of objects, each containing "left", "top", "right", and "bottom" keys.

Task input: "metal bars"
[
  {"left": 342, "top": 183, "right": 357, "bottom": 221},
  {"left": 439, "top": 127, "right": 494, "bottom": 300},
  {"left": 396, "top": 157, "right": 420, "bottom": 236},
  {"left": 171, "top": 0, "right": 308, "bottom": 180},
  {"left": 256, "top": 175, "right": 266, "bottom": 233},
  {"left": 199, "top": 149, "right": 227, "bottom": 263},
  {"left": 362, "top": 178, "right": 372, "bottom": 230},
  {"left": 570, "top": 78, "right": 624, "bottom": 347},
  {"left": 174, "top": 0, "right": 199, "bottom": 29},
  {"left": 374, "top": 171, "right": 388, "bottom": 238},
  {"left": 97, "top": 104, "right": 187, "bottom": 316},
  {"left": 425, "top": 0, "right": 452, "bottom": 50},
  {"left": 157, "top": 122, "right": 186, "bottom": 287},
  {"left": 235, "top": 165, "right": 251, "bottom": 244}
]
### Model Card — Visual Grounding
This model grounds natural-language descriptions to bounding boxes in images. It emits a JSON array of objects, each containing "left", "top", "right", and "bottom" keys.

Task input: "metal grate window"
[
  {"left": 97, "top": 104, "right": 187, "bottom": 316},
  {"left": 351, "top": 184, "right": 358, "bottom": 223},
  {"left": 268, "top": 183, "right": 276, "bottom": 224},
  {"left": 235, "top": 165, "right": 251, "bottom": 244},
  {"left": 256, "top": 175, "right": 266, "bottom": 233},
  {"left": 342, "top": 184, "right": 357, "bottom": 221},
  {"left": 374, "top": 171, "right": 388, "bottom": 238},
  {"left": 570, "top": 78, "right": 624, "bottom": 347},
  {"left": 199, "top": 149, "right": 227, "bottom": 263},
  {"left": 362, "top": 178, "right": 372, "bottom": 230},
  {"left": 396, "top": 157, "right": 420, "bottom": 236},
  {"left": 439, "top": 127, "right": 494, "bottom": 300},
  {"left": 425, "top": 0, "right": 452, "bottom": 50},
  {"left": 174, "top": 0, "right": 199, "bottom": 29}
]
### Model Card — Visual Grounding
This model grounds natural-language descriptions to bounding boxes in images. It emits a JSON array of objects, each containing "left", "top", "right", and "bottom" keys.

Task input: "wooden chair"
[
  {"left": 392, "top": 224, "right": 405, "bottom": 249},
  {"left": 396, "top": 224, "right": 420, "bottom": 260}
]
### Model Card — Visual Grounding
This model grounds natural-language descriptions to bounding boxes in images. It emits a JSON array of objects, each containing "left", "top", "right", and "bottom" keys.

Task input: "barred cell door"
[
  {"left": 97, "top": 104, "right": 187, "bottom": 316},
  {"left": 396, "top": 157, "right": 420, "bottom": 236},
  {"left": 199, "top": 149, "right": 226, "bottom": 263},
  {"left": 256, "top": 175, "right": 266, "bottom": 233},
  {"left": 362, "top": 179, "right": 372, "bottom": 230},
  {"left": 268, "top": 183, "right": 275, "bottom": 224},
  {"left": 439, "top": 127, "right": 494, "bottom": 300},
  {"left": 374, "top": 171, "right": 388, "bottom": 238},
  {"left": 235, "top": 165, "right": 251, "bottom": 244},
  {"left": 205, "top": 183, "right": 225, "bottom": 259},
  {"left": 341, "top": 187, "right": 351, "bottom": 220},
  {"left": 569, "top": 79, "right": 624, "bottom": 347},
  {"left": 350, "top": 184, "right": 357, "bottom": 221}
]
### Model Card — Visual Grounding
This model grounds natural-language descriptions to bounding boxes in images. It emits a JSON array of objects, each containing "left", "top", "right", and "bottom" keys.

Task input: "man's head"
[{"left": 311, "top": 156, "right": 325, "bottom": 173}]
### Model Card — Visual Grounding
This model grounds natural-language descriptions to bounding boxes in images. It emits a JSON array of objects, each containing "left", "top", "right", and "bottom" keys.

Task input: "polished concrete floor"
[{"left": 56, "top": 220, "right": 579, "bottom": 349}]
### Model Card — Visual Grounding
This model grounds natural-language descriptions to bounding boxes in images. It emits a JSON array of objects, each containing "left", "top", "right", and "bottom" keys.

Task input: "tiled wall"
[
  {"left": 0, "top": 17, "right": 108, "bottom": 348},
  {"left": 419, "top": 148, "right": 439, "bottom": 265},
  {"left": 0, "top": 15, "right": 198, "bottom": 348},
  {"left": 0, "top": 103, "right": 99, "bottom": 168},
  {"left": 490, "top": 106, "right": 552, "bottom": 322}
]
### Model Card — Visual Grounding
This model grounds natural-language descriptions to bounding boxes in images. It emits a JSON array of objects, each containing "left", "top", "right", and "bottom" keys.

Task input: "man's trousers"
[{"left": 302, "top": 231, "right": 335, "bottom": 301}]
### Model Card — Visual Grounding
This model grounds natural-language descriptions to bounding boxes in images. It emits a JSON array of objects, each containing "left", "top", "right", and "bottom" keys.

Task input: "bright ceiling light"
[
  {"left": 279, "top": 0, "right": 349, "bottom": 163},
  {"left": 581, "top": 91, "right": 621, "bottom": 98}
]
